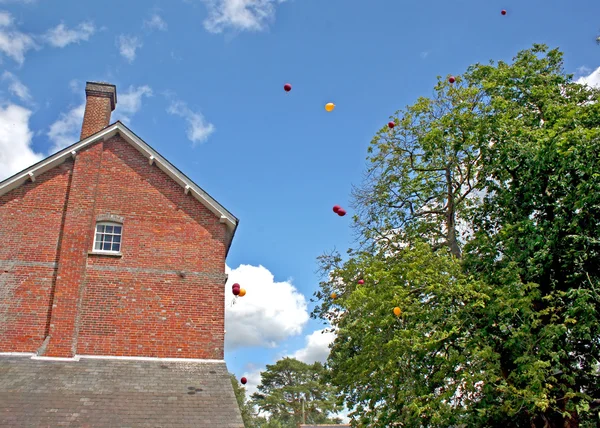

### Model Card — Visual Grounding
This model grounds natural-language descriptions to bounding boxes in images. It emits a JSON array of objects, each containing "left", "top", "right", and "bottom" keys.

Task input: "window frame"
[{"left": 92, "top": 221, "right": 123, "bottom": 255}]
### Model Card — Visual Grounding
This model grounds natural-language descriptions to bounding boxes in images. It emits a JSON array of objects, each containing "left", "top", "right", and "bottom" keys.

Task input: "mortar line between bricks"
[{"left": 85, "top": 265, "right": 226, "bottom": 280}]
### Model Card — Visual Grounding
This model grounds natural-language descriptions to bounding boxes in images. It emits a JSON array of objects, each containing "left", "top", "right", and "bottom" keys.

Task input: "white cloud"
[
  {"left": 113, "top": 85, "right": 153, "bottom": 125},
  {"left": 1, "top": 71, "right": 32, "bottom": 103},
  {"left": 47, "top": 102, "right": 85, "bottom": 153},
  {"left": 239, "top": 366, "right": 263, "bottom": 400},
  {"left": 144, "top": 13, "right": 168, "bottom": 31},
  {"left": 0, "top": 10, "right": 11, "bottom": 26},
  {"left": 576, "top": 66, "right": 600, "bottom": 88},
  {"left": 167, "top": 99, "right": 215, "bottom": 145},
  {"left": 200, "top": 0, "right": 286, "bottom": 34},
  {"left": 43, "top": 21, "right": 96, "bottom": 48},
  {"left": 291, "top": 328, "right": 336, "bottom": 364},
  {"left": 0, "top": 103, "right": 44, "bottom": 181},
  {"left": 116, "top": 34, "right": 142, "bottom": 63},
  {"left": 224, "top": 264, "right": 309, "bottom": 351},
  {"left": 0, "top": 11, "right": 38, "bottom": 65},
  {"left": 68, "top": 79, "right": 80, "bottom": 94},
  {"left": 0, "top": 0, "right": 37, "bottom": 3}
]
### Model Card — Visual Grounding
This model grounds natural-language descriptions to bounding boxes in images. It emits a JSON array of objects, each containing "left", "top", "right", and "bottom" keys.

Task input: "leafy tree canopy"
[
  {"left": 250, "top": 357, "right": 343, "bottom": 427},
  {"left": 312, "top": 44, "right": 600, "bottom": 427}
]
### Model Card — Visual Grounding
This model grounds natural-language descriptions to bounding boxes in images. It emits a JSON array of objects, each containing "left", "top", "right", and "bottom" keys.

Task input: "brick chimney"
[{"left": 80, "top": 81, "right": 117, "bottom": 140}]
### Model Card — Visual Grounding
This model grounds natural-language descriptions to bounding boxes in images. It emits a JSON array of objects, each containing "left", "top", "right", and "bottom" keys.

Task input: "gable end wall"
[{"left": 0, "top": 135, "right": 228, "bottom": 359}]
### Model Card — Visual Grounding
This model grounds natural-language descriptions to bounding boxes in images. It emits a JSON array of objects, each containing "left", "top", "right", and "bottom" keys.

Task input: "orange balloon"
[
  {"left": 330, "top": 292, "right": 337, "bottom": 299},
  {"left": 239, "top": 288, "right": 246, "bottom": 297},
  {"left": 393, "top": 307, "right": 401, "bottom": 317}
]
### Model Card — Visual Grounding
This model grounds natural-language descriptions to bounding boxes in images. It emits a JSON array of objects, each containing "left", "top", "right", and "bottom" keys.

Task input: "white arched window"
[{"left": 93, "top": 222, "right": 123, "bottom": 253}]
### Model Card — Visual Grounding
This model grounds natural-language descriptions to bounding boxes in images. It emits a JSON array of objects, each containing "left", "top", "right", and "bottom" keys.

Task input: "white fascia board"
[
  {"left": 116, "top": 124, "right": 237, "bottom": 230},
  {"left": 0, "top": 122, "right": 237, "bottom": 231},
  {"left": 0, "top": 125, "right": 118, "bottom": 198}
]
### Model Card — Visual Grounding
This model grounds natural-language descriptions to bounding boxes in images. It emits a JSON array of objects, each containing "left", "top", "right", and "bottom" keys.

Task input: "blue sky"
[{"left": 1, "top": 0, "right": 600, "bottom": 418}]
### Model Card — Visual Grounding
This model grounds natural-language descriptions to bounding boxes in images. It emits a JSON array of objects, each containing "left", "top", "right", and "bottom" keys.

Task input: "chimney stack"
[{"left": 80, "top": 81, "right": 117, "bottom": 140}]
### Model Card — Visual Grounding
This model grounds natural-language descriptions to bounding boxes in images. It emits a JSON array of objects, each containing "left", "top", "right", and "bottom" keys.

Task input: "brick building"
[{"left": 0, "top": 82, "right": 244, "bottom": 427}]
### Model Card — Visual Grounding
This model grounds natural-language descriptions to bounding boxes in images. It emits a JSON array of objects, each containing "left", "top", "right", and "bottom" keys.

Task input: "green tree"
[
  {"left": 230, "top": 373, "right": 263, "bottom": 428},
  {"left": 352, "top": 70, "right": 487, "bottom": 258},
  {"left": 312, "top": 44, "right": 600, "bottom": 427},
  {"left": 250, "top": 357, "right": 343, "bottom": 427}
]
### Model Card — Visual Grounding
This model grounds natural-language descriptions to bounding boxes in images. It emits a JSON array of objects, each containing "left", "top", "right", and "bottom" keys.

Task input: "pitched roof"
[
  {"left": 0, "top": 121, "right": 239, "bottom": 250},
  {"left": 0, "top": 354, "right": 244, "bottom": 427}
]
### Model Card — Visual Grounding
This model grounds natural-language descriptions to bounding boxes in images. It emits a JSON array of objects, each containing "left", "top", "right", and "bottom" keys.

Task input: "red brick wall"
[
  {"left": 0, "top": 162, "right": 73, "bottom": 352},
  {"left": 80, "top": 94, "right": 112, "bottom": 140},
  {"left": 78, "top": 136, "right": 227, "bottom": 359},
  {"left": 0, "top": 135, "right": 229, "bottom": 359}
]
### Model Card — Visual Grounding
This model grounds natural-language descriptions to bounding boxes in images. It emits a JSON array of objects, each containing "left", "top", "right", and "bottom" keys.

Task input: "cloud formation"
[
  {"left": 114, "top": 85, "right": 153, "bottom": 125},
  {"left": 167, "top": 99, "right": 215, "bottom": 145},
  {"left": 0, "top": 103, "right": 43, "bottom": 181},
  {"left": 1, "top": 71, "right": 32, "bottom": 103},
  {"left": 117, "top": 34, "right": 142, "bottom": 63},
  {"left": 576, "top": 66, "right": 600, "bottom": 88},
  {"left": 200, "top": 0, "right": 286, "bottom": 33},
  {"left": 0, "top": 10, "right": 38, "bottom": 65},
  {"left": 43, "top": 21, "right": 96, "bottom": 48},
  {"left": 144, "top": 13, "right": 168, "bottom": 31},
  {"left": 224, "top": 264, "right": 309, "bottom": 351},
  {"left": 47, "top": 102, "right": 85, "bottom": 153},
  {"left": 291, "top": 329, "right": 336, "bottom": 364}
]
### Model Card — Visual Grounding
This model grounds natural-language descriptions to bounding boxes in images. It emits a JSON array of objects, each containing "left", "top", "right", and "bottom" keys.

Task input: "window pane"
[
  {"left": 105, "top": 225, "right": 113, "bottom": 234},
  {"left": 94, "top": 241, "right": 102, "bottom": 250},
  {"left": 97, "top": 225, "right": 105, "bottom": 233},
  {"left": 113, "top": 235, "right": 121, "bottom": 243},
  {"left": 103, "top": 242, "right": 111, "bottom": 251},
  {"left": 114, "top": 226, "right": 122, "bottom": 234},
  {"left": 105, "top": 235, "right": 113, "bottom": 244},
  {"left": 112, "top": 243, "right": 120, "bottom": 252},
  {"left": 95, "top": 233, "right": 102, "bottom": 242}
]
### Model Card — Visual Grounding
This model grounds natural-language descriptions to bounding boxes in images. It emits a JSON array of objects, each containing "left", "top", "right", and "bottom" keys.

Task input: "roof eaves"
[
  {"left": 0, "top": 123, "right": 120, "bottom": 197},
  {"left": 112, "top": 122, "right": 238, "bottom": 231}
]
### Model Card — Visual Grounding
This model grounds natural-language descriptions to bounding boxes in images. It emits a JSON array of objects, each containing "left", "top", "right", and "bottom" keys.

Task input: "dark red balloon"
[
  {"left": 358, "top": 279, "right": 364, "bottom": 285},
  {"left": 337, "top": 209, "right": 347, "bottom": 217},
  {"left": 501, "top": 9, "right": 507, "bottom": 15},
  {"left": 241, "top": 377, "right": 247, "bottom": 384},
  {"left": 388, "top": 122, "right": 395, "bottom": 129},
  {"left": 333, "top": 205, "right": 341, "bottom": 213},
  {"left": 284, "top": 83, "right": 292, "bottom": 92},
  {"left": 449, "top": 76, "right": 456, "bottom": 84},
  {"left": 233, "top": 288, "right": 240, "bottom": 296}
]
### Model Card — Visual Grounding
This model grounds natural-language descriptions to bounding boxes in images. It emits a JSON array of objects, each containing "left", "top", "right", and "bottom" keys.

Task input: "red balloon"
[
  {"left": 388, "top": 122, "right": 395, "bottom": 129},
  {"left": 284, "top": 83, "right": 292, "bottom": 92},
  {"left": 501, "top": 9, "right": 507, "bottom": 15},
  {"left": 232, "top": 283, "right": 240, "bottom": 289},
  {"left": 337, "top": 209, "right": 347, "bottom": 217},
  {"left": 241, "top": 377, "right": 247, "bottom": 385},
  {"left": 233, "top": 288, "right": 240, "bottom": 296},
  {"left": 449, "top": 76, "right": 456, "bottom": 84},
  {"left": 358, "top": 279, "right": 364, "bottom": 285},
  {"left": 333, "top": 205, "right": 341, "bottom": 213}
]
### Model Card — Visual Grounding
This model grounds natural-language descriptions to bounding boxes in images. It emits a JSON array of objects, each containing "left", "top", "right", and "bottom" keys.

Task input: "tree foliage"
[
  {"left": 230, "top": 373, "right": 265, "bottom": 428},
  {"left": 250, "top": 357, "right": 343, "bottom": 427},
  {"left": 312, "top": 44, "right": 600, "bottom": 427}
]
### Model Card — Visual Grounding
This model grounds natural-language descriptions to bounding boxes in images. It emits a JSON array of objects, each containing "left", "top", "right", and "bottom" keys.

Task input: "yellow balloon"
[
  {"left": 325, "top": 103, "right": 335, "bottom": 112},
  {"left": 393, "top": 307, "right": 401, "bottom": 317},
  {"left": 239, "top": 288, "right": 246, "bottom": 297},
  {"left": 330, "top": 292, "right": 337, "bottom": 299}
]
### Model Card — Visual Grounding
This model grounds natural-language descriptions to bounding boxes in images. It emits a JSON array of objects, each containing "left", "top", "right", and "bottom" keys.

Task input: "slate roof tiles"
[{"left": 0, "top": 355, "right": 244, "bottom": 427}]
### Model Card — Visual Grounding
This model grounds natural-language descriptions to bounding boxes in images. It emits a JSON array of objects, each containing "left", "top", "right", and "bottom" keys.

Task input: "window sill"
[{"left": 88, "top": 251, "right": 123, "bottom": 258}]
